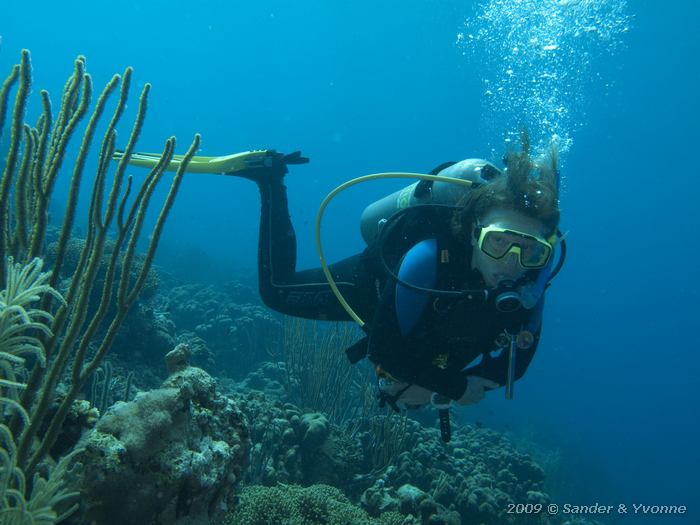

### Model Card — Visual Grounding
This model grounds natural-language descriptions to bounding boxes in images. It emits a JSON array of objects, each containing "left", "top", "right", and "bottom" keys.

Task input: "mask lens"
[
  {"left": 520, "top": 236, "right": 551, "bottom": 268},
  {"left": 481, "top": 230, "right": 517, "bottom": 258},
  {"left": 480, "top": 227, "right": 552, "bottom": 268}
]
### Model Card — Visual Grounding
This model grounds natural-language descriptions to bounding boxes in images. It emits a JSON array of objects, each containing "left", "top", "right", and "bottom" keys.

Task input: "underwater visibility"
[{"left": 1, "top": 0, "right": 698, "bottom": 524}]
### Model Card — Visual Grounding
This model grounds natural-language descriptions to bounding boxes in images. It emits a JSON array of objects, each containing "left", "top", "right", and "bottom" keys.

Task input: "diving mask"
[{"left": 475, "top": 224, "right": 554, "bottom": 269}]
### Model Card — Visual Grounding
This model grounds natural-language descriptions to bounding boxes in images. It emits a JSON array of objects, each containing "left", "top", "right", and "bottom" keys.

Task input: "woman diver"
[{"left": 117, "top": 136, "right": 564, "bottom": 440}]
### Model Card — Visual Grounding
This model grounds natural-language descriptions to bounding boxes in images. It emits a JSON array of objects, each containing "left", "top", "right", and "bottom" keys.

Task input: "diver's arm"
[
  {"left": 405, "top": 360, "right": 470, "bottom": 400},
  {"left": 462, "top": 303, "right": 544, "bottom": 386},
  {"left": 381, "top": 359, "right": 470, "bottom": 401},
  {"left": 368, "top": 311, "right": 471, "bottom": 400},
  {"left": 468, "top": 337, "right": 539, "bottom": 386}
]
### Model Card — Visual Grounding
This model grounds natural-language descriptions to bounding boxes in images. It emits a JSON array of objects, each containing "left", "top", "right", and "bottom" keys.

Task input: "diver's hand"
[
  {"left": 430, "top": 393, "right": 452, "bottom": 410},
  {"left": 455, "top": 376, "right": 500, "bottom": 405},
  {"left": 379, "top": 380, "right": 432, "bottom": 408}
]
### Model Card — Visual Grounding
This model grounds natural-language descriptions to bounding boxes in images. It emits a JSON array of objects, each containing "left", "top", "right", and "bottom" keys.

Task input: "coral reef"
[
  {"left": 371, "top": 421, "right": 553, "bottom": 525},
  {"left": 45, "top": 237, "right": 161, "bottom": 307},
  {"left": 227, "top": 483, "right": 410, "bottom": 525},
  {"left": 66, "top": 364, "right": 249, "bottom": 524},
  {"left": 232, "top": 389, "right": 363, "bottom": 488},
  {"left": 227, "top": 361, "right": 560, "bottom": 525},
  {"left": 113, "top": 303, "right": 178, "bottom": 367},
  {"left": 361, "top": 482, "right": 461, "bottom": 524},
  {"left": 158, "top": 282, "right": 282, "bottom": 377}
]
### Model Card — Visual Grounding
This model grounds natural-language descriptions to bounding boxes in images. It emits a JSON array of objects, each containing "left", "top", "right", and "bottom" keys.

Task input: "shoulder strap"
[{"left": 396, "top": 238, "right": 438, "bottom": 336}]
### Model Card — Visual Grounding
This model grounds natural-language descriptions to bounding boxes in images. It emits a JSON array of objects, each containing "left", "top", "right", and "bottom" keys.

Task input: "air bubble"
[{"left": 458, "top": 0, "right": 631, "bottom": 154}]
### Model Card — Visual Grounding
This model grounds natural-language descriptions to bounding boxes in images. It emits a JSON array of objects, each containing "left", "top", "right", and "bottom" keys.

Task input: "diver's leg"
[
  {"left": 256, "top": 176, "right": 375, "bottom": 321},
  {"left": 256, "top": 175, "right": 297, "bottom": 295}
]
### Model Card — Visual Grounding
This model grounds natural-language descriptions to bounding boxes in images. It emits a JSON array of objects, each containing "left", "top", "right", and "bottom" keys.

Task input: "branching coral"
[
  {"left": 0, "top": 48, "right": 200, "bottom": 521},
  {"left": 0, "top": 258, "right": 78, "bottom": 524},
  {"left": 0, "top": 258, "right": 62, "bottom": 394}
]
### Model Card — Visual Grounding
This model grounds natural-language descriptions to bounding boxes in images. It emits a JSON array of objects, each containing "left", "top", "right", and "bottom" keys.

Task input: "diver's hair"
[{"left": 451, "top": 131, "right": 561, "bottom": 242}]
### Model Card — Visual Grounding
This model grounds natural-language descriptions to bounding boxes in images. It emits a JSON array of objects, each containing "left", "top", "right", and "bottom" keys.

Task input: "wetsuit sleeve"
[
  {"left": 462, "top": 299, "right": 545, "bottom": 386},
  {"left": 388, "top": 351, "right": 469, "bottom": 400},
  {"left": 255, "top": 176, "right": 378, "bottom": 321}
]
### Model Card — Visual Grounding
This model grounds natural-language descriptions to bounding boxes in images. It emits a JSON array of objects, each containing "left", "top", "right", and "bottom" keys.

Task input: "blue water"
[{"left": 3, "top": 0, "right": 698, "bottom": 520}]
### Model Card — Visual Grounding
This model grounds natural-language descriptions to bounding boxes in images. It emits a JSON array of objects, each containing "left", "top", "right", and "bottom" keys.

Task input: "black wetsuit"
[{"left": 255, "top": 173, "right": 544, "bottom": 401}]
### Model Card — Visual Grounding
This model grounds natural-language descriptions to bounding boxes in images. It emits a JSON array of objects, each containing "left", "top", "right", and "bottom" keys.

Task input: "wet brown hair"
[{"left": 451, "top": 131, "right": 561, "bottom": 242}]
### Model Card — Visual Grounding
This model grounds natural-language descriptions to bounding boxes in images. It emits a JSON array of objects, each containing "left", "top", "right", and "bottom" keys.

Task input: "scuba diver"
[{"left": 116, "top": 136, "right": 564, "bottom": 441}]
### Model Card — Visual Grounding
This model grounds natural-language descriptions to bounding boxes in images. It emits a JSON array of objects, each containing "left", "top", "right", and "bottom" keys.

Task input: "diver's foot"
[
  {"left": 232, "top": 165, "right": 286, "bottom": 184},
  {"left": 228, "top": 150, "right": 309, "bottom": 184}
]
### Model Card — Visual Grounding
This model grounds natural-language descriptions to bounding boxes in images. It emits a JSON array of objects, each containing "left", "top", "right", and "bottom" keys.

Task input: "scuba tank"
[
  {"left": 358, "top": 157, "right": 564, "bottom": 314},
  {"left": 360, "top": 159, "right": 502, "bottom": 245}
]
